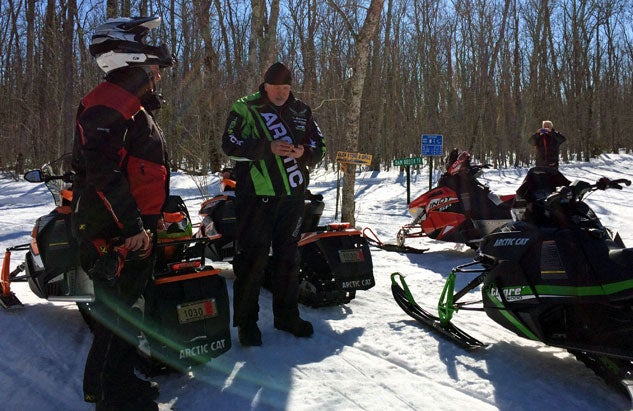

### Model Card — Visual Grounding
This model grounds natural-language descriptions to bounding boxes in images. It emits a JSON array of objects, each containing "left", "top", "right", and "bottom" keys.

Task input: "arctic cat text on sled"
[
  {"left": 196, "top": 170, "right": 375, "bottom": 307},
  {"left": 1, "top": 161, "right": 231, "bottom": 374},
  {"left": 392, "top": 166, "right": 633, "bottom": 402},
  {"left": 397, "top": 150, "right": 515, "bottom": 249}
]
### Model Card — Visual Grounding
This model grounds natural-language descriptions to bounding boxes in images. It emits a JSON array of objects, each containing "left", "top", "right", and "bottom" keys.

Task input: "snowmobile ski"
[
  {"left": 363, "top": 228, "right": 428, "bottom": 254},
  {"left": 1, "top": 247, "right": 25, "bottom": 308},
  {"left": 391, "top": 273, "right": 486, "bottom": 350}
]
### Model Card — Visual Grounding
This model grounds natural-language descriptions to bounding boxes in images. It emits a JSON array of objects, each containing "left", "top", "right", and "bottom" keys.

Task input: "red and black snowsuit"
[
  {"left": 71, "top": 67, "right": 169, "bottom": 404},
  {"left": 529, "top": 128, "right": 566, "bottom": 169}
]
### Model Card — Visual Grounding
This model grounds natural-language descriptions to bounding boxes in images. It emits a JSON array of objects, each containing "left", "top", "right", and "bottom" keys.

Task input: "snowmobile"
[
  {"left": 196, "top": 169, "right": 375, "bottom": 307},
  {"left": 396, "top": 149, "right": 515, "bottom": 249},
  {"left": 1, "top": 160, "right": 231, "bottom": 374},
  {"left": 392, "top": 166, "right": 633, "bottom": 401}
]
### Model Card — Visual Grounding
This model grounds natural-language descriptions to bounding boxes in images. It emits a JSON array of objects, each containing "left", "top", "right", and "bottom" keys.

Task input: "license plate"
[
  {"left": 338, "top": 249, "right": 365, "bottom": 263},
  {"left": 176, "top": 299, "right": 218, "bottom": 324}
]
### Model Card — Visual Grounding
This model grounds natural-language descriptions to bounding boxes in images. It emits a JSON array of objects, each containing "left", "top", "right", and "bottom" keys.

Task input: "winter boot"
[
  {"left": 85, "top": 375, "right": 159, "bottom": 403},
  {"left": 274, "top": 316, "right": 314, "bottom": 338},
  {"left": 238, "top": 322, "right": 262, "bottom": 346},
  {"left": 129, "top": 376, "right": 160, "bottom": 401},
  {"left": 95, "top": 397, "right": 158, "bottom": 411}
]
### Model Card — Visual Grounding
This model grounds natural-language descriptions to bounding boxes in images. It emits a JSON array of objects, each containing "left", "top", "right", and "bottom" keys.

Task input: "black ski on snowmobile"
[
  {"left": 363, "top": 227, "right": 429, "bottom": 254},
  {"left": 392, "top": 166, "right": 633, "bottom": 404}
]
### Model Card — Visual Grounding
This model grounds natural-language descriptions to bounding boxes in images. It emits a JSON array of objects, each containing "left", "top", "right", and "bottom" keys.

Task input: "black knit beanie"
[{"left": 264, "top": 62, "right": 292, "bottom": 85}]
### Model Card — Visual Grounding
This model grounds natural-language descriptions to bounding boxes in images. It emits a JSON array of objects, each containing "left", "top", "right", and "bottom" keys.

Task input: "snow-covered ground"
[{"left": 2, "top": 153, "right": 633, "bottom": 410}]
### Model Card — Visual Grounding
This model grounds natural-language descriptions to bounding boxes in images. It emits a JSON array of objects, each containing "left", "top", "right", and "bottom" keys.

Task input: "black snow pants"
[{"left": 232, "top": 194, "right": 304, "bottom": 327}]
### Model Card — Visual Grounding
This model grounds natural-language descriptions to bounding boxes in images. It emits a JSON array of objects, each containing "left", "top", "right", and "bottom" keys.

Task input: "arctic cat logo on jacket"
[
  {"left": 260, "top": 112, "right": 303, "bottom": 187},
  {"left": 493, "top": 237, "right": 529, "bottom": 247},
  {"left": 221, "top": 88, "right": 326, "bottom": 197}
]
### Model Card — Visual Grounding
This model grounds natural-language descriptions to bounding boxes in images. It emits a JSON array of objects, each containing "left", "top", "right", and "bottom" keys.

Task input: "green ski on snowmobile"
[{"left": 390, "top": 269, "right": 487, "bottom": 350}]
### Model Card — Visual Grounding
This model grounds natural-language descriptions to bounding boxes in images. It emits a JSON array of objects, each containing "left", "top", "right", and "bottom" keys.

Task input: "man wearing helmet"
[{"left": 71, "top": 16, "right": 174, "bottom": 411}]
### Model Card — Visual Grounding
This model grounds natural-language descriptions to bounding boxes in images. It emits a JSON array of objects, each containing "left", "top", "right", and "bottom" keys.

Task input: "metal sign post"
[
  {"left": 393, "top": 156, "right": 423, "bottom": 204},
  {"left": 421, "top": 134, "right": 443, "bottom": 190}
]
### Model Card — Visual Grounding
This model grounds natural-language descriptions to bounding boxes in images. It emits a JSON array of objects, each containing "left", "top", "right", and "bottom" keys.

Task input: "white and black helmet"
[{"left": 89, "top": 16, "right": 175, "bottom": 74}]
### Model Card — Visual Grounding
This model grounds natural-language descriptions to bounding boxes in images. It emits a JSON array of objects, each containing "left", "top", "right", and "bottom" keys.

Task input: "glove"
[
  {"left": 89, "top": 250, "right": 124, "bottom": 286},
  {"left": 80, "top": 239, "right": 125, "bottom": 286},
  {"left": 596, "top": 177, "right": 610, "bottom": 190}
]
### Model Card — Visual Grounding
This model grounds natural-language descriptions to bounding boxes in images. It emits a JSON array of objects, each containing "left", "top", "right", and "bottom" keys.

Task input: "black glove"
[
  {"left": 80, "top": 239, "right": 125, "bottom": 286},
  {"left": 89, "top": 251, "right": 124, "bottom": 286},
  {"left": 596, "top": 177, "right": 610, "bottom": 190}
]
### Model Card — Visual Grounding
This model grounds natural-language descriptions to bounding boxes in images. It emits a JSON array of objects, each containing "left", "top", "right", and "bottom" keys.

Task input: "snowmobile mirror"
[{"left": 24, "top": 170, "right": 44, "bottom": 183}]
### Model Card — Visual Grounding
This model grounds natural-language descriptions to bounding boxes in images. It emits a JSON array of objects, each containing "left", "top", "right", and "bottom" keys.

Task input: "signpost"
[
  {"left": 335, "top": 151, "right": 373, "bottom": 166},
  {"left": 421, "top": 134, "right": 443, "bottom": 190},
  {"left": 335, "top": 151, "right": 373, "bottom": 219},
  {"left": 393, "top": 156, "right": 424, "bottom": 204},
  {"left": 421, "top": 134, "right": 443, "bottom": 156}
]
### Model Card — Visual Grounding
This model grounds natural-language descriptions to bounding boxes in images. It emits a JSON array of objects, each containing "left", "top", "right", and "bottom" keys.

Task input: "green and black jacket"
[{"left": 221, "top": 84, "right": 326, "bottom": 198}]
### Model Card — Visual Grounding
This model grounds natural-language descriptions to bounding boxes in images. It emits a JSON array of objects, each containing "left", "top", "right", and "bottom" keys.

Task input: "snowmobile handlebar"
[
  {"left": 596, "top": 177, "right": 631, "bottom": 191},
  {"left": 545, "top": 177, "right": 631, "bottom": 206}
]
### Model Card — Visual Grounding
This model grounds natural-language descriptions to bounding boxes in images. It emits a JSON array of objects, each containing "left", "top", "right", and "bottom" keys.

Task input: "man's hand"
[
  {"left": 124, "top": 230, "right": 151, "bottom": 251},
  {"left": 271, "top": 140, "right": 304, "bottom": 158}
]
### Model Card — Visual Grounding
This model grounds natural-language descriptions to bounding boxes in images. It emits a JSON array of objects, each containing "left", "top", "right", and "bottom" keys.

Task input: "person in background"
[
  {"left": 71, "top": 16, "right": 174, "bottom": 411},
  {"left": 222, "top": 62, "right": 326, "bottom": 346},
  {"left": 529, "top": 120, "right": 566, "bottom": 169}
]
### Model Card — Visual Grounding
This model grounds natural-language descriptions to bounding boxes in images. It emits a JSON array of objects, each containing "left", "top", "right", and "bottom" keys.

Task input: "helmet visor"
[{"left": 146, "top": 43, "right": 176, "bottom": 68}]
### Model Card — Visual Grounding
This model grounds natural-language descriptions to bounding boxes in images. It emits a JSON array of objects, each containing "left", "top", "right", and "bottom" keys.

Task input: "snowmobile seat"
[
  {"left": 302, "top": 196, "right": 325, "bottom": 233},
  {"left": 513, "top": 167, "right": 571, "bottom": 224}
]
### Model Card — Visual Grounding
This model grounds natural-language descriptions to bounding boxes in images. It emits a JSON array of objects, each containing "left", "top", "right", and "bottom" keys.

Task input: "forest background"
[{"left": 2, "top": 0, "right": 632, "bottom": 178}]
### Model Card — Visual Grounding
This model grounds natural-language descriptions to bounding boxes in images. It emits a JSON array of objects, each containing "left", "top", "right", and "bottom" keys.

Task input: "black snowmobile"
[
  {"left": 1, "top": 159, "right": 231, "bottom": 375},
  {"left": 196, "top": 169, "right": 375, "bottom": 307},
  {"left": 392, "top": 166, "right": 633, "bottom": 401}
]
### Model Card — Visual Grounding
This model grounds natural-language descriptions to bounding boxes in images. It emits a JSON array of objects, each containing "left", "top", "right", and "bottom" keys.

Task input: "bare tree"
[
  {"left": 329, "top": 0, "right": 384, "bottom": 226},
  {"left": 62, "top": 0, "right": 77, "bottom": 158},
  {"left": 107, "top": 0, "right": 117, "bottom": 18}
]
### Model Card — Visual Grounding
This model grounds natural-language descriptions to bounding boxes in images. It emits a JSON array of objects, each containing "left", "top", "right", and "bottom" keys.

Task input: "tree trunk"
[
  {"left": 62, "top": 0, "right": 77, "bottom": 158},
  {"left": 334, "top": 0, "right": 384, "bottom": 226}
]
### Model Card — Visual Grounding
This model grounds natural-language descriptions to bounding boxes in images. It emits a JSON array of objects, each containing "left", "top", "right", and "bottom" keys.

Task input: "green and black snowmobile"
[{"left": 393, "top": 166, "right": 633, "bottom": 403}]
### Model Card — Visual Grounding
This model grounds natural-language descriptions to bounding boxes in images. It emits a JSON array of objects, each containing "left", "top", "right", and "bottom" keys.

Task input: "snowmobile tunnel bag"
[
  {"left": 144, "top": 265, "right": 231, "bottom": 369},
  {"left": 298, "top": 226, "right": 375, "bottom": 306}
]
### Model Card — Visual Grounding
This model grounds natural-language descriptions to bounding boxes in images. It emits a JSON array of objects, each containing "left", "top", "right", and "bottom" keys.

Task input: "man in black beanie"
[
  {"left": 264, "top": 61, "right": 292, "bottom": 85},
  {"left": 222, "top": 62, "right": 326, "bottom": 346}
]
